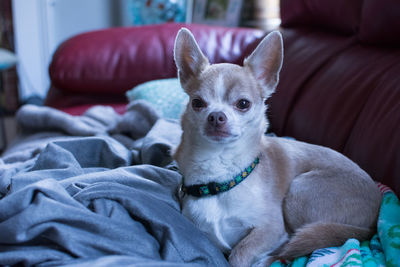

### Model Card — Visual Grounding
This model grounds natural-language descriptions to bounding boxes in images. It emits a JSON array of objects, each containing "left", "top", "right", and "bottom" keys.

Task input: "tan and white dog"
[{"left": 173, "top": 28, "right": 381, "bottom": 267}]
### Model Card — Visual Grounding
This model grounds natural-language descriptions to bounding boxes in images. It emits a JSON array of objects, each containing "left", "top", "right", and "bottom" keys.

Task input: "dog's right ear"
[{"left": 174, "top": 28, "right": 209, "bottom": 89}]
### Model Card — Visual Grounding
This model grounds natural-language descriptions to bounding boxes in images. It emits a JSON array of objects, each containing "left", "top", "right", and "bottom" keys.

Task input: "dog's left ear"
[{"left": 244, "top": 31, "right": 283, "bottom": 99}]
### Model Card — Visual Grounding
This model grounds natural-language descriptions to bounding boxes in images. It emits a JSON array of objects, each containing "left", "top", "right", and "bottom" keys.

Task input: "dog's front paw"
[
  {"left": 229, "top": 246, "right": 254, "bottom": 267},
  {"left": 229, "top": 254, "right": 247, "bottom": 267},
  {"left": 251, "top": 252, "right": 277, "bottom": 267},
  {"left": 230, "top": 247, "right": 277, "bottom": 267}
]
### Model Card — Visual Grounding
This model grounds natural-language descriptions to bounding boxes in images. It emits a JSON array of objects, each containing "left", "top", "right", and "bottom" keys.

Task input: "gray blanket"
[{"left": 0, "top": 102, "right": 229, "bottom": 267}]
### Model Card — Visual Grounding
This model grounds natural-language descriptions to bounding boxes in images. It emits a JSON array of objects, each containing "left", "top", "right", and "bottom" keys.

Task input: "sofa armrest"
[{"left": 47, "top": 23, "right": 264, "bottom": 102}]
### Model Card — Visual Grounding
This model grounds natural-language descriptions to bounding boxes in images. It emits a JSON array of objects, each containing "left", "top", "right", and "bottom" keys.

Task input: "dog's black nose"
[{"left": 208, "top": 112, "right": 227, "bottom": 127}]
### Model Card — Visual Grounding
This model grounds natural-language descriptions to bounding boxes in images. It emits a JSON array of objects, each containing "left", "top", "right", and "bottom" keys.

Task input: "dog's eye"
[
  {"left": 192, "top": 98, "right": 207, "bottom": 110},
  {"left": 236, "top": 99, "right": 251, "bottom": 110}
]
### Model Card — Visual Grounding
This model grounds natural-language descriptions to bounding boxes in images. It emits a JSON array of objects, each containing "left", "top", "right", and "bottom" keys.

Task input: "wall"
[{"left": 12, "top": 0, "right": 123, "bottom": 103}]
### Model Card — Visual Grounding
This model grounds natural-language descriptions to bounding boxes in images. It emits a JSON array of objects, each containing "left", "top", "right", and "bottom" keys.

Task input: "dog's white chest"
[{"left": 182, "top": 189, "right": 262, "bottom": 252}]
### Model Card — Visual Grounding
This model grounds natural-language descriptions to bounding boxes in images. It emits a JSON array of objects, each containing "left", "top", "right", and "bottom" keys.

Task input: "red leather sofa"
[{"left": 44, "top": 0, "right": 400, "bottom": 195}]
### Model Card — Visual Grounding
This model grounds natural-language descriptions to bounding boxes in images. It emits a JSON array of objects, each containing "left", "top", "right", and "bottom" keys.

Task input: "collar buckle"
[
  {"left": 178, "top": 183, "right": 186, "bottom": 200},
  {"left": 208, "top": 182, "right": 219, "bottom": 195}
]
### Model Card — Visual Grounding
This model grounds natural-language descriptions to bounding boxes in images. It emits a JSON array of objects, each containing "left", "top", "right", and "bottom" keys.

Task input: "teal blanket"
[{"left": 272, "top": 184, "right": 400, "bottom": 267}]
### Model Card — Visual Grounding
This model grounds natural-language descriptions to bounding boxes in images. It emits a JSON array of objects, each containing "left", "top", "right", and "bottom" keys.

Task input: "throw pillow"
[{"left": 126, "top": 78, "right": 188, "bottom": 120}]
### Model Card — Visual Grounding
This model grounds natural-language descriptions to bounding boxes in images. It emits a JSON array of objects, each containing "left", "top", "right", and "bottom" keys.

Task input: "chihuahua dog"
[{"left": 173, "top": 28, "right": 381, "bottom": 267}]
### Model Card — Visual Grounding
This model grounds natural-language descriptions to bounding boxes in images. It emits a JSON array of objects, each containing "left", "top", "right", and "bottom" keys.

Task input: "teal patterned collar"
[{"left": 181, "top": 157, "right": 260, "bottom": 198}]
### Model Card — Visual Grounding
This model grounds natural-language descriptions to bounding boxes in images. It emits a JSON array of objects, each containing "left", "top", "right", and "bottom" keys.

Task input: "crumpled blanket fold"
[{"left": 0, "top": 103, "right": 229, "bottom": 267}]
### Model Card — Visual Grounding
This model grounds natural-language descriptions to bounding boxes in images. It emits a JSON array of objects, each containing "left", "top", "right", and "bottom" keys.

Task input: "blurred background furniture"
[
  {"left": 11, "top": 0, "right": 278, "bottom": 105},
  {"left": 0, "top": 0, "right": 18, "bottom": 153},
  {"left": 0, "top": 48, "right": 17, "bottom": 152}
]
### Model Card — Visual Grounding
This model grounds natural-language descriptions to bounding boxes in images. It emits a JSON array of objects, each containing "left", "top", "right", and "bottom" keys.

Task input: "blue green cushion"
[
  {"left": 126, "top": 78, "right": 188, "bottom": 120},
  {"left": 0, "top": 48, "right": 17, "bottom": 70}
]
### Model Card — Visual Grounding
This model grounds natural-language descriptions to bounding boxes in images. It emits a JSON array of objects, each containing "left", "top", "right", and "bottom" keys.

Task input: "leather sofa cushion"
[
  {"left": 269, "top": 28, "right": 400, "bottom": 193},
  {"left": 344, "top": 63, "right": 400, "bottom": 190},
  {"left": 280, "top": 0, "right": 362, "bottom": 35},
  {"left": 359, "top": 0, "right": 400, "bottom": 45},
  {"left": 268, "top": 29, "right": 357, "bottom": 137},
  {"left": 48, "top": 23, "right": 263, "bottom": 96},
  {"left": 44, "top": 85, "right": 127, "bottom": 109}
]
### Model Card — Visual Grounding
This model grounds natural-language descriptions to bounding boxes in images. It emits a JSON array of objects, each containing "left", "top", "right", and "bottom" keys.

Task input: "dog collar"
[{"left": 181, "top": 157, "right": 260, "bottom": 198}]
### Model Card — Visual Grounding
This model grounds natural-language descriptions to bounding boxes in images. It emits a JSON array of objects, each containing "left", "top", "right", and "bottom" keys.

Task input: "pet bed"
[{"left": 0, "top": 102, "right": 399, "bottom": 266}]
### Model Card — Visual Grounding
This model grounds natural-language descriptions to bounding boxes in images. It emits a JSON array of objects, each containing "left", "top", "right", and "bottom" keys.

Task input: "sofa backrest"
[
  {"left": 45, "top": 23, "right": 264, "bottom": 108},
  {"left": 271, "top": 0, "right": 400, "bottom": 194},
  {"left": 281, "top": 0, "right": 400, "bottom": 46}
]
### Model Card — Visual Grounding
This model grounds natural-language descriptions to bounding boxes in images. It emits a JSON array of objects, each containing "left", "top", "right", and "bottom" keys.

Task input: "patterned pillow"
[{"left": 126, "top": 78, "right": 188, "bottom": 120}]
